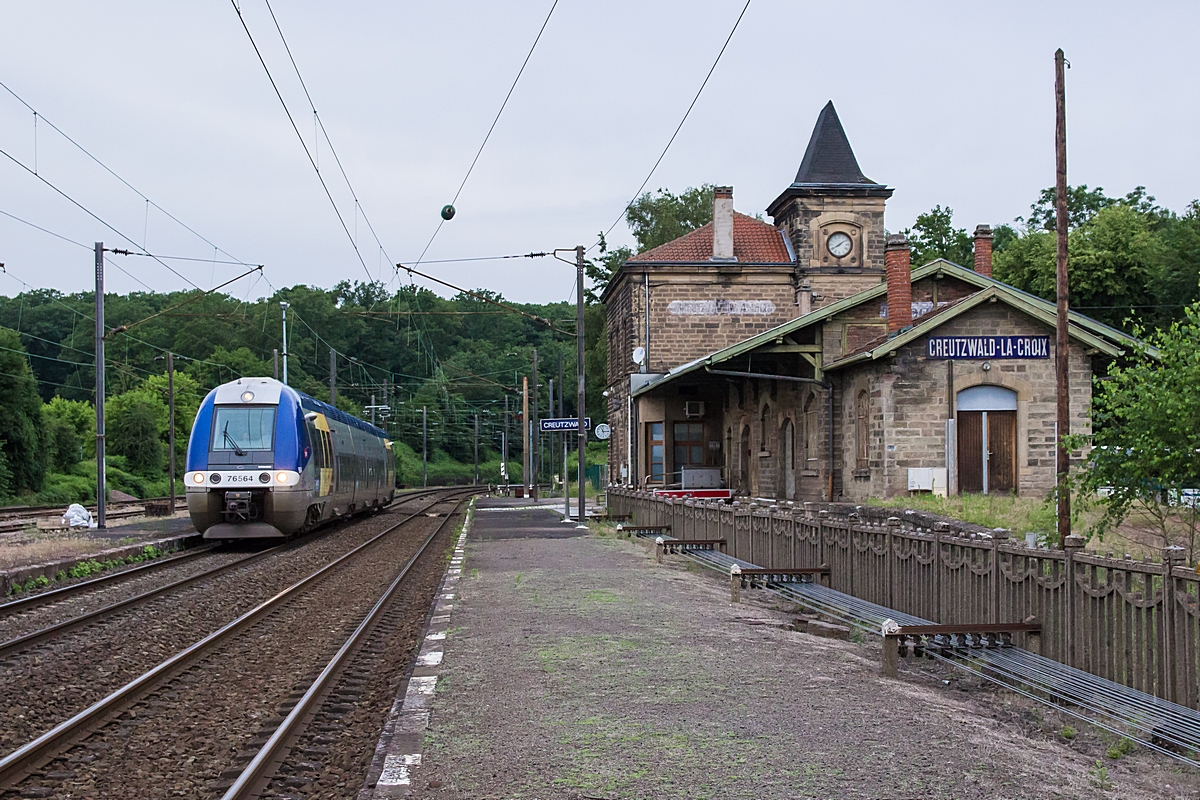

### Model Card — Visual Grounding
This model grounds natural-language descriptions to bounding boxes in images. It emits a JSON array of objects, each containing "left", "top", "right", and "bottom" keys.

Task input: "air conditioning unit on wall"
[{"left": 684, "top": 400, "right": 705, "bottom": 418}]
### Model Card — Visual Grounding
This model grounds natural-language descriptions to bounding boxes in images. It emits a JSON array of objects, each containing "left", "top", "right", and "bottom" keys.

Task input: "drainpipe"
[{"left": 704, "top": 367, "right": 835, "bottom": 500}]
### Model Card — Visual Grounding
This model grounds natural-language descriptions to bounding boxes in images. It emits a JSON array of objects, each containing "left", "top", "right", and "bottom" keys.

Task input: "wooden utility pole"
[
  {"left": 1054, "top": 48, "right": 1071, "bottom": 546},
  {"left": 422, "top": 405, "right": 427, "bottom": 487},
  {"left": 531, "top": 349, "right": 539, "bottom": 499},
  {"left": 474, "top": 413, "right": 479, "bottom": 485},
  {"left": 522, "top": 376, "right": 530, "bottom": 495}
]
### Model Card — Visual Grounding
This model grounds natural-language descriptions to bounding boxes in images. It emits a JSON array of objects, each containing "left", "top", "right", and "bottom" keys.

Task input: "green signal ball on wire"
[{"left": 441, "top": 204, "right": 456, "bottom": 221}]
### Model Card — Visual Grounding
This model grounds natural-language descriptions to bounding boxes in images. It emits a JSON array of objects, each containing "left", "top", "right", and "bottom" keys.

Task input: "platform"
[{"left": 385, "top": 498, "right": 1196, "bottom": 800}]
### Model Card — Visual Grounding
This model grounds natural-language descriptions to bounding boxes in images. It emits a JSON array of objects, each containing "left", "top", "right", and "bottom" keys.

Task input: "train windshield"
[{"left": 211, "top": 406, "right": 276, "bottom": 453}]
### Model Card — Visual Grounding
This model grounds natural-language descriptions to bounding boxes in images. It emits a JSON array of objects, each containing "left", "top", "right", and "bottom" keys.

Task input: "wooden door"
[
  {"left": 957, "top": 411, "right": 984, "bottom": 493},
  {"left": 987, "top": 410, "right": 1017, "bottom": 494}
]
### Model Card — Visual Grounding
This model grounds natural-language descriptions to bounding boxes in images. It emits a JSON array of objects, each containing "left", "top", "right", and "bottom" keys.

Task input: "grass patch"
[
  {"left": 863, "top": 493, "right": 1057, "bottom": 537},
  {"left": 5, "top": 544, "right": 166, "bottom": 596}
]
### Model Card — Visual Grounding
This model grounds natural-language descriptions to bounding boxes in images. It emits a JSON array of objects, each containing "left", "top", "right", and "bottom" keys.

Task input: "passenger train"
[{"left": 185, "top": 377, "right": 395, "bottom": 539}]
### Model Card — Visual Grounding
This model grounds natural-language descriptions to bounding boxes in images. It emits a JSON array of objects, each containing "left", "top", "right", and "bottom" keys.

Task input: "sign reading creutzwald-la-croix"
[{"left": 926, "top": 335, "right": 1050, "bottom": 360}]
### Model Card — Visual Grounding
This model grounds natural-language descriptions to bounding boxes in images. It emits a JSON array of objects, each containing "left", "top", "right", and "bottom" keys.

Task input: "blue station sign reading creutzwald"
[{"left": 926, "top": 335, "right": 1050, "bottom": 360}]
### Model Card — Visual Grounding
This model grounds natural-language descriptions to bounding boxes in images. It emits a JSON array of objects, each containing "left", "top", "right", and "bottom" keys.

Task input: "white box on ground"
[{"left": 908, "top": 467, "right": 948, "bottom": 497}]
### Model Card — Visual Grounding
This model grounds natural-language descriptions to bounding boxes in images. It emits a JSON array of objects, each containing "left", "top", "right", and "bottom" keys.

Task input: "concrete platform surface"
[{"left": 405, "top": 500, "right": 1197, "bottom": 799}]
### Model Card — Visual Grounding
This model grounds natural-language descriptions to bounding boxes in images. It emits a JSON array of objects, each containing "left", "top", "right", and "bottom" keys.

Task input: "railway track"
[
  {"left": 0, "top": 486, "right": 477, "bottom": 798},
  {"left": 0, "top": 498, "right": 188, "bottom": 535},
  {"left": 0, "top": 487, "right": 447, "bottom": 627}
]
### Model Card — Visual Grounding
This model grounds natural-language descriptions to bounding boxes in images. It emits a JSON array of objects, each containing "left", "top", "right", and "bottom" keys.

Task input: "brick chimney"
[
  {"left": 711, "top": 186, "right": 735, "bottom": 261},
  {"left": 973, "top": 224, "right": 993, "bottom": 278},
  {"left": 885, "top": 234, "right": 912, "bottom": 335}
]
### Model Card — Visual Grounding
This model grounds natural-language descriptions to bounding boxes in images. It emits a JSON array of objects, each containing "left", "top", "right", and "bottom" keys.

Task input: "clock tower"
[{"left": 768, "top": 101, "right": 893, "bottom": 308}]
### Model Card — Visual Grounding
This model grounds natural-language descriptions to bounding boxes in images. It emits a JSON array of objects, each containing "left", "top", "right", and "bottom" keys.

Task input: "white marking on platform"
[
  {"left": 418, "top": 650, "right": 444, "bottom": 666},
  {"left": 426, "top": 631, "right": 446, "bottom": 640},
  {"left": 378, "top": 753, "right": 422, "bottom": 786},
  {"left": 407, "top": 676, "right": 437, "bottom": 696}
]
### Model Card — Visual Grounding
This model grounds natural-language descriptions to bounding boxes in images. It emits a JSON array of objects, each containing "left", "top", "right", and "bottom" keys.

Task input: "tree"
[
  {"left": 44, "top": 397, "right": 95, "bottom": 460},
  {"left": 142, "top": 371, "right": 202, "bottom": 477},
  {"left": 902, "top": 205, "right": 974, "bottom": 267},
  {"left": 1022, "top": 184, "right": 1118, "bottom": 231},
  {"left": 995, "top": 205, "right": 1166, "bottom": 329},
  {"left": 0, "top": 328, "right": 46, "bottom": 493},
  {"left": 625, "top": 185, "right": 714, "bottom": 253},
  {"left": 1074, "top": 304, "right": 1200, "bottom": 561},
  {"left": 107, "top": 388, "right": 169, "bottom": 477}
]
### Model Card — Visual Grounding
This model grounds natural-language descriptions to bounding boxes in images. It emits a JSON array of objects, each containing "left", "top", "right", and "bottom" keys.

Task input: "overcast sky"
[{"left": 1, "top": 1, "right": 1197, "bottom": 305}]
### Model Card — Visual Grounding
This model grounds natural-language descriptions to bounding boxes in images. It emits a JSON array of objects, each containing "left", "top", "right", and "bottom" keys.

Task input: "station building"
[{"left": 602, "top": 101, "right": 1138, "bottom": 501}]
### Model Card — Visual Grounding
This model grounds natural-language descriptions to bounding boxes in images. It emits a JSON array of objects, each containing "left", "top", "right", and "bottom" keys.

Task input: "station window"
[{"left": 648, "top": 423, "right": 664, "bottom": 483}]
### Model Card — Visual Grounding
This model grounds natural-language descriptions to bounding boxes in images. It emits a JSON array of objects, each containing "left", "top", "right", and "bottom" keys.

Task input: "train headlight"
[
  {"left": 191, "top": 472, "right": 205, "bottom": 485},
  {"left": 275, "top": 472, "right": 289, "bottom": 483},
  {"left": 210, "top": 473, "right": 222, "bottom": 484},
  {"left": 240, "top": 391, "right": 255, "bottom": 403},
  {"left": 259, "top": 472, "right": 271, "bottom": 483}
]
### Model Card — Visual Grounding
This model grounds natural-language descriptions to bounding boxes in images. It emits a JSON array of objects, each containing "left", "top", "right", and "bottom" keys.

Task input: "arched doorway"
[
  {"left": 780, "top": 419, "right": 795, "bottom": 500},
  {"left": 740, "top": 426, "right": 752, "bottom": 494},
  {"left": 957, "top": 385, "right": 1018, "bottom": 494}
]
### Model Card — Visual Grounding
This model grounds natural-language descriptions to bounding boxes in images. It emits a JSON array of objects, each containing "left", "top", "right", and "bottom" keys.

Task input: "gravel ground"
[
  {"left": 0, "top": 503, "right": 431, "bottom": 753},
  {"left": 410, "top": 517, "right": 1200, "bottom": 800},
  {"left": 257, "top": 504, "right": 465, "bottom": 798},
  {"left": 0, "top": 547, "right": 245, "bottom": 641},
  {"left": 12, "top": 497, "right": 464, "bottom": 799}
]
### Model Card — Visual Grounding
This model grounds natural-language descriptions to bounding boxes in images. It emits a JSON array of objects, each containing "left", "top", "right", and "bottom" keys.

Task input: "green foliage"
[
  {"left": 995, "top": 186, "right": 1199, "bottom": 330},
  {"left": 1060, "top": 725, "right": 1077, "bottom": 740},
  {"left": 44, "top": 396, "right": 95, "bottom": 464},
  {"left": 0, "top": 328, "right": 47, "bottom": 494},
  {"left": 1106, "top": 737, "right": 1136, "bottom": 759},
  {"left": 1073, "top": 303, "right": 1200, "bottom": 560},
  {"left": 1089, "top": 761, "right": 1113, "bottom": 790},
  {"left": 625, "top": 185, "right": 714, "bottom": 253},
  {"left": 1023, "top": 184, "right": 1125, "bottom": 231},
  {"left": 107, "top": 387, "right": 169, "bottom": 476},
  {"left": 902, "top": 205, "right": 974, "bottom": 267}
]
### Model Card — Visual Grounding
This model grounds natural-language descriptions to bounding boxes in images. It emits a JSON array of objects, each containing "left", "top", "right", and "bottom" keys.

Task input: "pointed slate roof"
[
  {"left": 767, "top": 101, "right": 892, "bottom": 215},
  {"left": 793, "top": 101, "right": 876, "bottom": 186}
]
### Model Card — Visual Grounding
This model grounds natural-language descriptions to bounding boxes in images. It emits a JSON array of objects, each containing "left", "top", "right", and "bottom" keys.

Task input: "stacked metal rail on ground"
[{"left": 633, "top": 530, "right": 1200, "bottom": 768}]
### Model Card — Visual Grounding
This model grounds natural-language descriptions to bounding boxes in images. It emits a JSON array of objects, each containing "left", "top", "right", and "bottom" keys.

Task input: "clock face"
[{"left": 827, "top": 232, "right": 852, "bottom": 258}]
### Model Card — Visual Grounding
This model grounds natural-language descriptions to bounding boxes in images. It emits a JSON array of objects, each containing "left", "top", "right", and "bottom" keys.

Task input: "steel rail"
[
  {"left": 0, "top": 544, "right": 220, "bottom": 618},
  {"left": 0, "top": 487, "right": 475, "bottom": 787},
  {"left": 220, "top": 492, "right": 478, "bottom": 798},
  {"left": 0, "top": 491, "right": 446, "bottom": 649},
  {"left": 635, "top": 530, "right": 1200, "bottom": 766},
  {"left": 0, "top": 543, "right": 287, "bottom": 658}
]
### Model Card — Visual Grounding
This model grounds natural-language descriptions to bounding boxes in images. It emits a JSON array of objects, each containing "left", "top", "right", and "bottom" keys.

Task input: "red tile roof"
[{"left": 627, "top": 212, "right": 792, "bottom": 264}]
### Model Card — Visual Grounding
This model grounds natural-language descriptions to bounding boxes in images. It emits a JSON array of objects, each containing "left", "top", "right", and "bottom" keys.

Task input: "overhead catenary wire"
[
  {"left": 410, "top": 0, "right": 559, "bottom": 268},
  {"left": 261, "top": 0, "right": 394, "bottom": 284},
  {"left": 592, "top": 0, "right": 752, "bottom": 251},
  {"left": 394, "top": 260, "right": 571, "bottom": 333},
  {"left": 231, "top": 0, "right": 376, "bottom": 284},
  {"left": 0, "top": 146, "right": 204, "bottom": 291},
  {"left": 0, "top": 80, "right": 262, "bottom": 275}
]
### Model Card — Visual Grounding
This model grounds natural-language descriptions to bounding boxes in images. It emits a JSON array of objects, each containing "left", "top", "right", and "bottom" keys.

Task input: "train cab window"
[{"left": 212, "top": 406, "right": 276, "bottom": 451}]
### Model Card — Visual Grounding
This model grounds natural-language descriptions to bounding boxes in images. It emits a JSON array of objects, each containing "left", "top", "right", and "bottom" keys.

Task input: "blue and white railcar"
[{"left": 185, "top": 377, "right": 394, "bottom": 539}]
